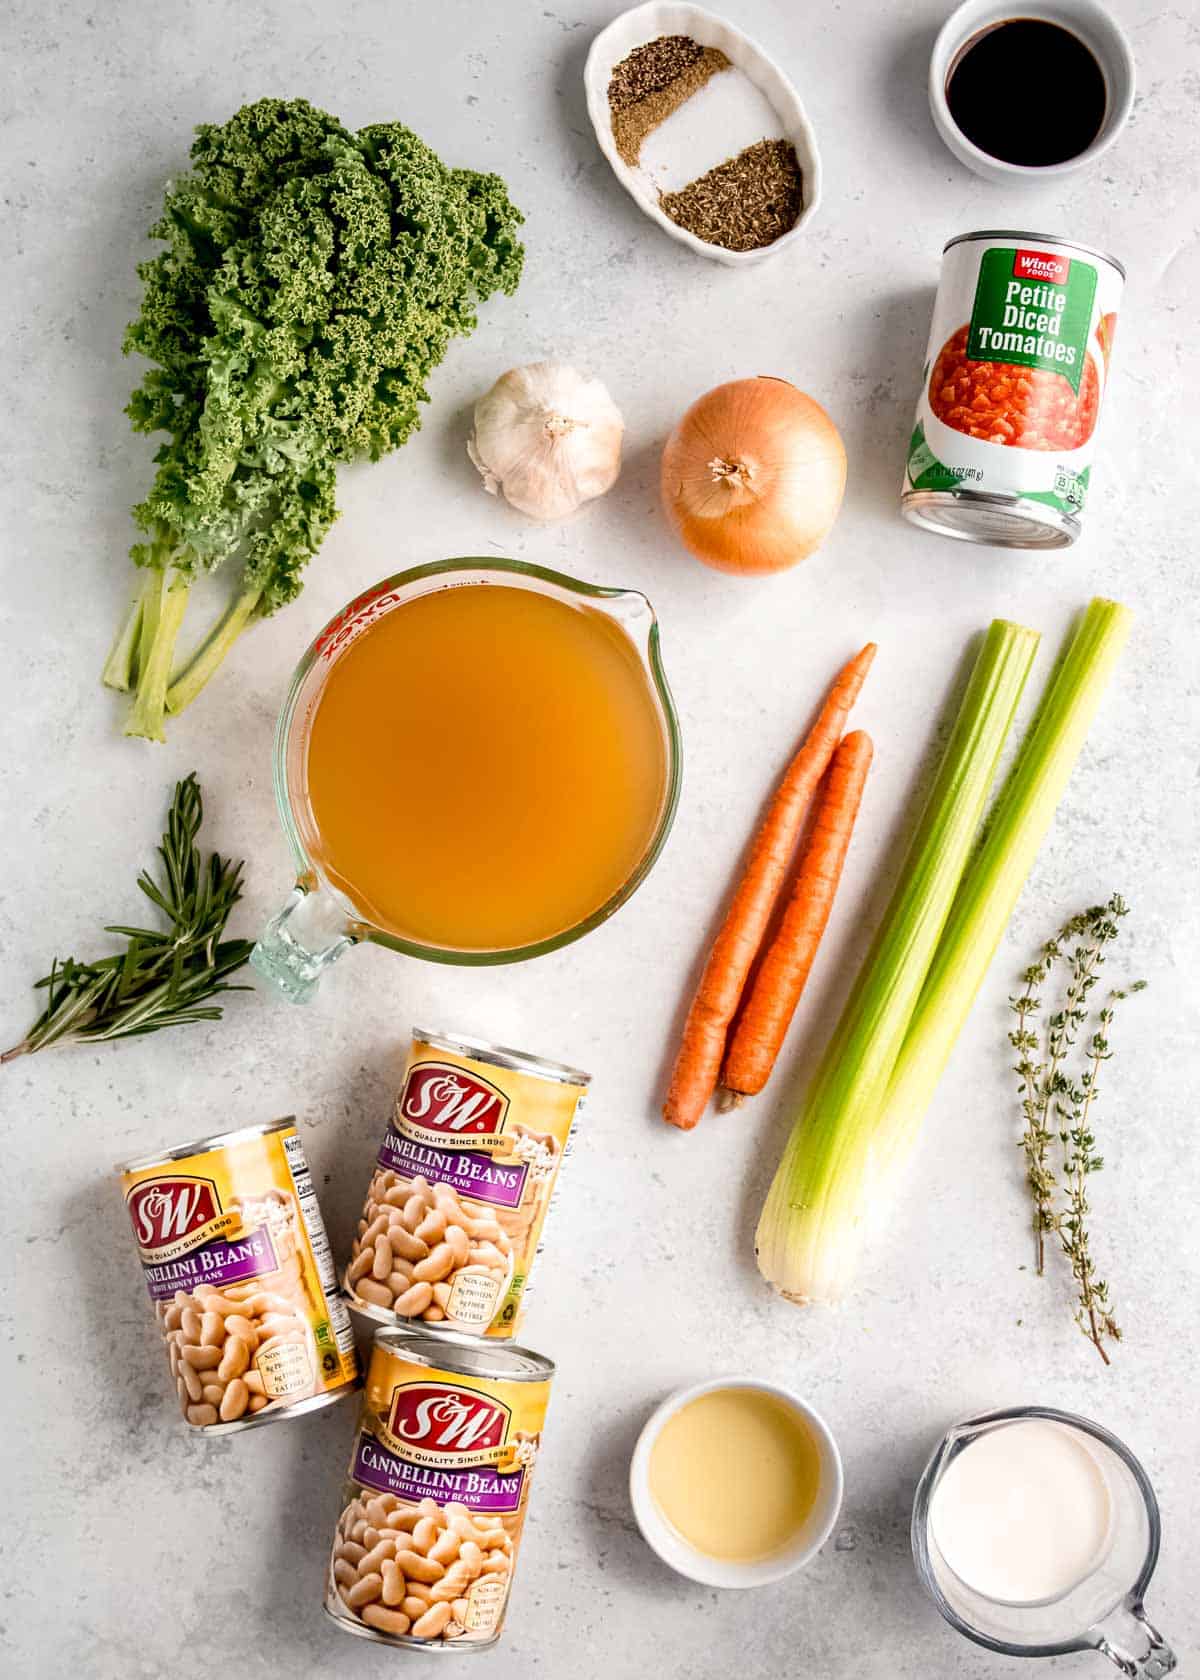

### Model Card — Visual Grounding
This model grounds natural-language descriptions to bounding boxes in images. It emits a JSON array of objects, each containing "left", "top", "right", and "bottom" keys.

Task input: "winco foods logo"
[
  {"left": 127, "top": 1176, "right": 220, "bottom": 1250},
  {"left": 1014, "top": 248, "right": 1070, "bottom": 286},
  {"left": 399, "top": 1062, "right": 509, "bottom": 1140},
  {"left": 389, "top": 1383, "right": 510, "bottom": 1454}
]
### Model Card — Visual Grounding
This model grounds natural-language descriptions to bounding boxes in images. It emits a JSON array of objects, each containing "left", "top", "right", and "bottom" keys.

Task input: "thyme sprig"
[
  {"left": 1008, "top": 897, "right": 1145, "bottom": 1364},
  {"left": 2, "top": 774, "right": 253, "bottom": 1062}
]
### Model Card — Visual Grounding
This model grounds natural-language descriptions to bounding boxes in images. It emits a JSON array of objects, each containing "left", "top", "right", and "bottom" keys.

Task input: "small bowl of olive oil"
[
  {"left": 629, "top": 1378, "right": 844, "bottom": 1587},
  {"left": 929, "top": 0, "right": 1134, "bottom": 182}
]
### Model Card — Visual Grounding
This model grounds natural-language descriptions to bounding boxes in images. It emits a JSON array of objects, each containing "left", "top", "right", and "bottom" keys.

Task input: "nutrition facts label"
[
  {"left": 283, "top": 1130, "right": 358, "bottom": 1360},
  {"left": 520, "top": 1095, "right": 584, "bottom": 1313}
]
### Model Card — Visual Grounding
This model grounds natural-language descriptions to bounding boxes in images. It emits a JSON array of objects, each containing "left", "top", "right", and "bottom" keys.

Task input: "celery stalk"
[
  {"left": 876, "top": 596, "right": 1132, "bottom": 1180},
  {"left": 755, "top": 620, "right": 1040, "bottom": 1305}
]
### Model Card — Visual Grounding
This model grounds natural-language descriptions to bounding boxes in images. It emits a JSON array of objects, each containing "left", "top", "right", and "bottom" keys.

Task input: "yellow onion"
[{"left": 661, "top": 377, "right": 846, "bottom": 575}]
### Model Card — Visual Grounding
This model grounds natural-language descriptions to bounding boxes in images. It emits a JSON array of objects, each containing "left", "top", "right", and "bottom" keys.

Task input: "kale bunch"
[{"left": 105, "top": 98, "right": 524, "bottom": 740}]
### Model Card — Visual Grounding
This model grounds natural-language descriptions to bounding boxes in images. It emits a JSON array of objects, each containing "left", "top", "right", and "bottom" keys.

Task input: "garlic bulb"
[{"left": 468, "top": 362, "right": 624, "bottom": 521}]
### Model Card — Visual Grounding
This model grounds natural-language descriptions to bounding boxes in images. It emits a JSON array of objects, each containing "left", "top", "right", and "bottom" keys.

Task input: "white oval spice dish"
[{"left": 584, "top": 3, "right": 822, "bottom": 266}]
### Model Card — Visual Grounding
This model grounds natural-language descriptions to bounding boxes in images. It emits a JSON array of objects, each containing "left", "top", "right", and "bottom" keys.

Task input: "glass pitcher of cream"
[
  {"left": 251, "top": 558, "right": 681, "bottom": 1001},
  {"left": 913, "top": 1406, "right": 1176, "bottom": 1677}
]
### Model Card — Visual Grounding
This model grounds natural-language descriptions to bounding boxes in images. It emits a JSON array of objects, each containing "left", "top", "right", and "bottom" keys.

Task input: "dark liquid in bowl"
[{"left": 946, "top": 19, "right": 1107, "bottom": 167}]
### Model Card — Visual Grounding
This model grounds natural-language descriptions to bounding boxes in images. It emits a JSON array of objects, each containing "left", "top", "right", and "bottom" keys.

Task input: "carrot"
[
  {"left": 662, "top": 644, "right": 876, "bottom": 1131},
  {"left": 722, "top": 729, "right": 874, "bottom": 1102}
]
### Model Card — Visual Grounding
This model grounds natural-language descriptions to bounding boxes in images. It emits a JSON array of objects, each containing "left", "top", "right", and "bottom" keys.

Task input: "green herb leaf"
[
  {"left": 2, "top": 775, "right": 253, "bottom": 1062},
  {"left": 1011, "top": 895, "right": 1145, "bottom": 1364}
]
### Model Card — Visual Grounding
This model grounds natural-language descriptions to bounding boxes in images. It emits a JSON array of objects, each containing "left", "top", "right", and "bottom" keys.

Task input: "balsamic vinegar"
[{"left": 946, "top": 19, "right": 1108, "bottom": 167}]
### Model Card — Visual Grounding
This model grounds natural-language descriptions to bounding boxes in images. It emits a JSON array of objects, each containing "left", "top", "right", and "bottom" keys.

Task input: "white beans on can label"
[
  {"left": 325, "top": 1327, "right": 553, "bottom": 1650},
  {"left": 902, "top": 230, "right": 1124, "bottom": 549},
  {"left": 344, "top": 1027, "right": 589, "bottom": 1339},
  {"left": 117, "top": 1117, "right": 360, "bottom": 1434}
]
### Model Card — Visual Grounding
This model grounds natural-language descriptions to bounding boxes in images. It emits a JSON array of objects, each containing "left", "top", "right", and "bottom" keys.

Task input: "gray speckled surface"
[{"left": 2, "top": 1, "right": 1198, "bottom": 1674}]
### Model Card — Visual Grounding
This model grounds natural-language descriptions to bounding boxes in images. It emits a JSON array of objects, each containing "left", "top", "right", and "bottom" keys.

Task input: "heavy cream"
[{"left": 929, "top": 1418, "right": 1113, "bottom": 1604}]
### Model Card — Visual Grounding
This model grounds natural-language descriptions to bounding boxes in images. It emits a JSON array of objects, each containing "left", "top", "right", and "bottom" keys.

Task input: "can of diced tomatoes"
[
  {"left": 902, "top": 230, "right": 1123, "bottom": 548},
  {"left": 324, "top": 1325, "right": 554, "bottom": 1650},
  {"left": 117, "top": 1118, "right": 360, "bottom": 1434},
  {"left": 343, "top": 1027, "right": 589, "bottom": 1340}
]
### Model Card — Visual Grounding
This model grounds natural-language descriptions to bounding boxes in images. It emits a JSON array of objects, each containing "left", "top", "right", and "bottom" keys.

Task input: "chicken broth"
[{"left": 302, "top": 583, "right": 668, "bottom": 953}]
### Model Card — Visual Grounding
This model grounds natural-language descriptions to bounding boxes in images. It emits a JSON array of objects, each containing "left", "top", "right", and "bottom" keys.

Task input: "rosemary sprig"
[
  {"left": 2, "top": 774, "right": 254, "bottom": 1062},
  {"left": 1009, "top": 897, "right": 1144, "bottom": 1364}
]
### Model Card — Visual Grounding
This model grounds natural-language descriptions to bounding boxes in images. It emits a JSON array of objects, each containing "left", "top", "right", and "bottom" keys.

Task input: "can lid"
[
  {"left": 373, "top": 1323, "right": 555, "bottom": 1383},
  {"left": 413, "top": 1025, "right": 591, "bottom": 1089},
  {"left": 114, "top": 1116, "right": 297, "bottom": 1176},
  {"left": 942, "top": 229, "right": 1125, "bottom": 279},
  {"left": 901, "top": 490, "right": 1077, "bottom": 550}
]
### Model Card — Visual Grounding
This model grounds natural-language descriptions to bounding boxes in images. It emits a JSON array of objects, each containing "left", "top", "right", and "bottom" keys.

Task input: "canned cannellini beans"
[
  {"left": 117, "top": 1117, "right": 360, "bottom": 1434},
  {"left": 344, "top": 1027, "right": 589, "bottom": 1339},
  {"left": 325, "top": 1326, "right": 553, "bottom": 1651},
  {"left": 902, "top": 229, "right": 1124, "bottom": 549}
]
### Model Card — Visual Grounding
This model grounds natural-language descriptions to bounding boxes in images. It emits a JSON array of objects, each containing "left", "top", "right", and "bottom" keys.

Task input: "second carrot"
[{"left": 722, "top": 729, "right": 874, "bottom": 1103}]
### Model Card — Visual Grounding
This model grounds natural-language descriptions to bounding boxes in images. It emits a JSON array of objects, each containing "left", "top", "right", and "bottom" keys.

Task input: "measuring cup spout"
[
  {"left": 250, "top": 882, "right": 358, "bottom": 1003},
  {"left": 1093, "top": 1604, "right": 1176, "bottom": 1679}
]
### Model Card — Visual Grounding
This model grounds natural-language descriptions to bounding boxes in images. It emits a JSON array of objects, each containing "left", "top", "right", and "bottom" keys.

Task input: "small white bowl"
[
  {"left": 584, "top": 2, "right": 822, "bottom": 266},
  {"left": 929, "top": 0, "right": 1135, "bottom": 183},
  {"left": 629, "top": 1377, "right": 844, "bottom": 1588}
]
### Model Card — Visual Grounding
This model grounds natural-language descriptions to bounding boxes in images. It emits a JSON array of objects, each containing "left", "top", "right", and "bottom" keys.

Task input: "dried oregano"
[{"left": 1008, "top": 895, "right": 1145, "bottom": 1364}]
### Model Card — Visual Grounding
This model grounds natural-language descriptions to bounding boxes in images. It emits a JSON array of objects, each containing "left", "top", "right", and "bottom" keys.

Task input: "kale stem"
[
  {"left": 135, "top": 567, "right": 165, "bottom": 684},
  {"left": 101, "top": 585, "right": 147, "bottom": 692},
  {"left": 124, "top": 572, "right": 191, "bottom": 742},
  {"left": 165, "top": 583, "right": 263, "bottom": 716}
]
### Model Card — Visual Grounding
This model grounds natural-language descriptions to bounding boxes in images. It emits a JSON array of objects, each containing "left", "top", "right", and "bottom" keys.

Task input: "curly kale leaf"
[{"left": 109, "top": 98, "right": 524, "bottom": 740}]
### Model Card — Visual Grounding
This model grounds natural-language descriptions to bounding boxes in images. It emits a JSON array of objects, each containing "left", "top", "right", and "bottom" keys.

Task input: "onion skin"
[{"left": 661, "top": 377, "right": 847, "bottom": 575}]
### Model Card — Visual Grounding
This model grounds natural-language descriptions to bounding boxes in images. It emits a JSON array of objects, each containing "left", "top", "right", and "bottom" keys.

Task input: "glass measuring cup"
[
  {"left": 912, "top": 1406, "right": 1176, "bottom": 1677},
  {"left": 250, "top": 557, "right": 681, "bottom": 1002}
]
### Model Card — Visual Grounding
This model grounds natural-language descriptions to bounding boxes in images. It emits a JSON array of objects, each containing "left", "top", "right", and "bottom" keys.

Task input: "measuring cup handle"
[
  {"left": 1094, "top": 1604, "right": 1176, "bottom": 1679},
  {"left": 250, "top": 883, "right": 358, "bottom": 1004}
]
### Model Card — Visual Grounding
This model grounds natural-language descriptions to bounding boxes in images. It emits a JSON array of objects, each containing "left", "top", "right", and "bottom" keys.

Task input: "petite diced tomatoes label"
[{"left": 966, "top": 247, "right": 1097, "bottom": 394}]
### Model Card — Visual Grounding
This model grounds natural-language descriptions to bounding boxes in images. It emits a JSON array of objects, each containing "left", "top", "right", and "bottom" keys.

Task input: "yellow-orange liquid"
[
  {"left": 304, "top": 583, "right": 669, "bottom": 952},
  {"left": 649, "top": 1389, "right": 822, "bottom": 1561}
]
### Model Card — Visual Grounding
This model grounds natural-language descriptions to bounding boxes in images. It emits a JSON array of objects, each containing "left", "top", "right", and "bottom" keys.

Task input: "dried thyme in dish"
[
  {"left": 660, "top": 138, "right": 804, "bottom": 253},
  {"left": 607, "top": 35, "right": 731, "bottom": 167}
]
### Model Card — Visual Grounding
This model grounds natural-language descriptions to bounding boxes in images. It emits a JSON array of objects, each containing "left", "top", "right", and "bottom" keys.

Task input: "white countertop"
[{"left": 2, "top": 1, "right": 1197, "bottom": 1675}]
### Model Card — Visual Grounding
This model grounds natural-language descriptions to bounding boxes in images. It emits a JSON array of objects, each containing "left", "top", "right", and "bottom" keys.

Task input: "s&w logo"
[
  {"left": 126, "top": 1175, "right": 221, "bottom": 1254},
  {"left": 389, "top": 1382, "right": 510, "bottom": 1455},
  {"left": 399, "top": 1062, "right": 509, "bottom": 1141}
]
